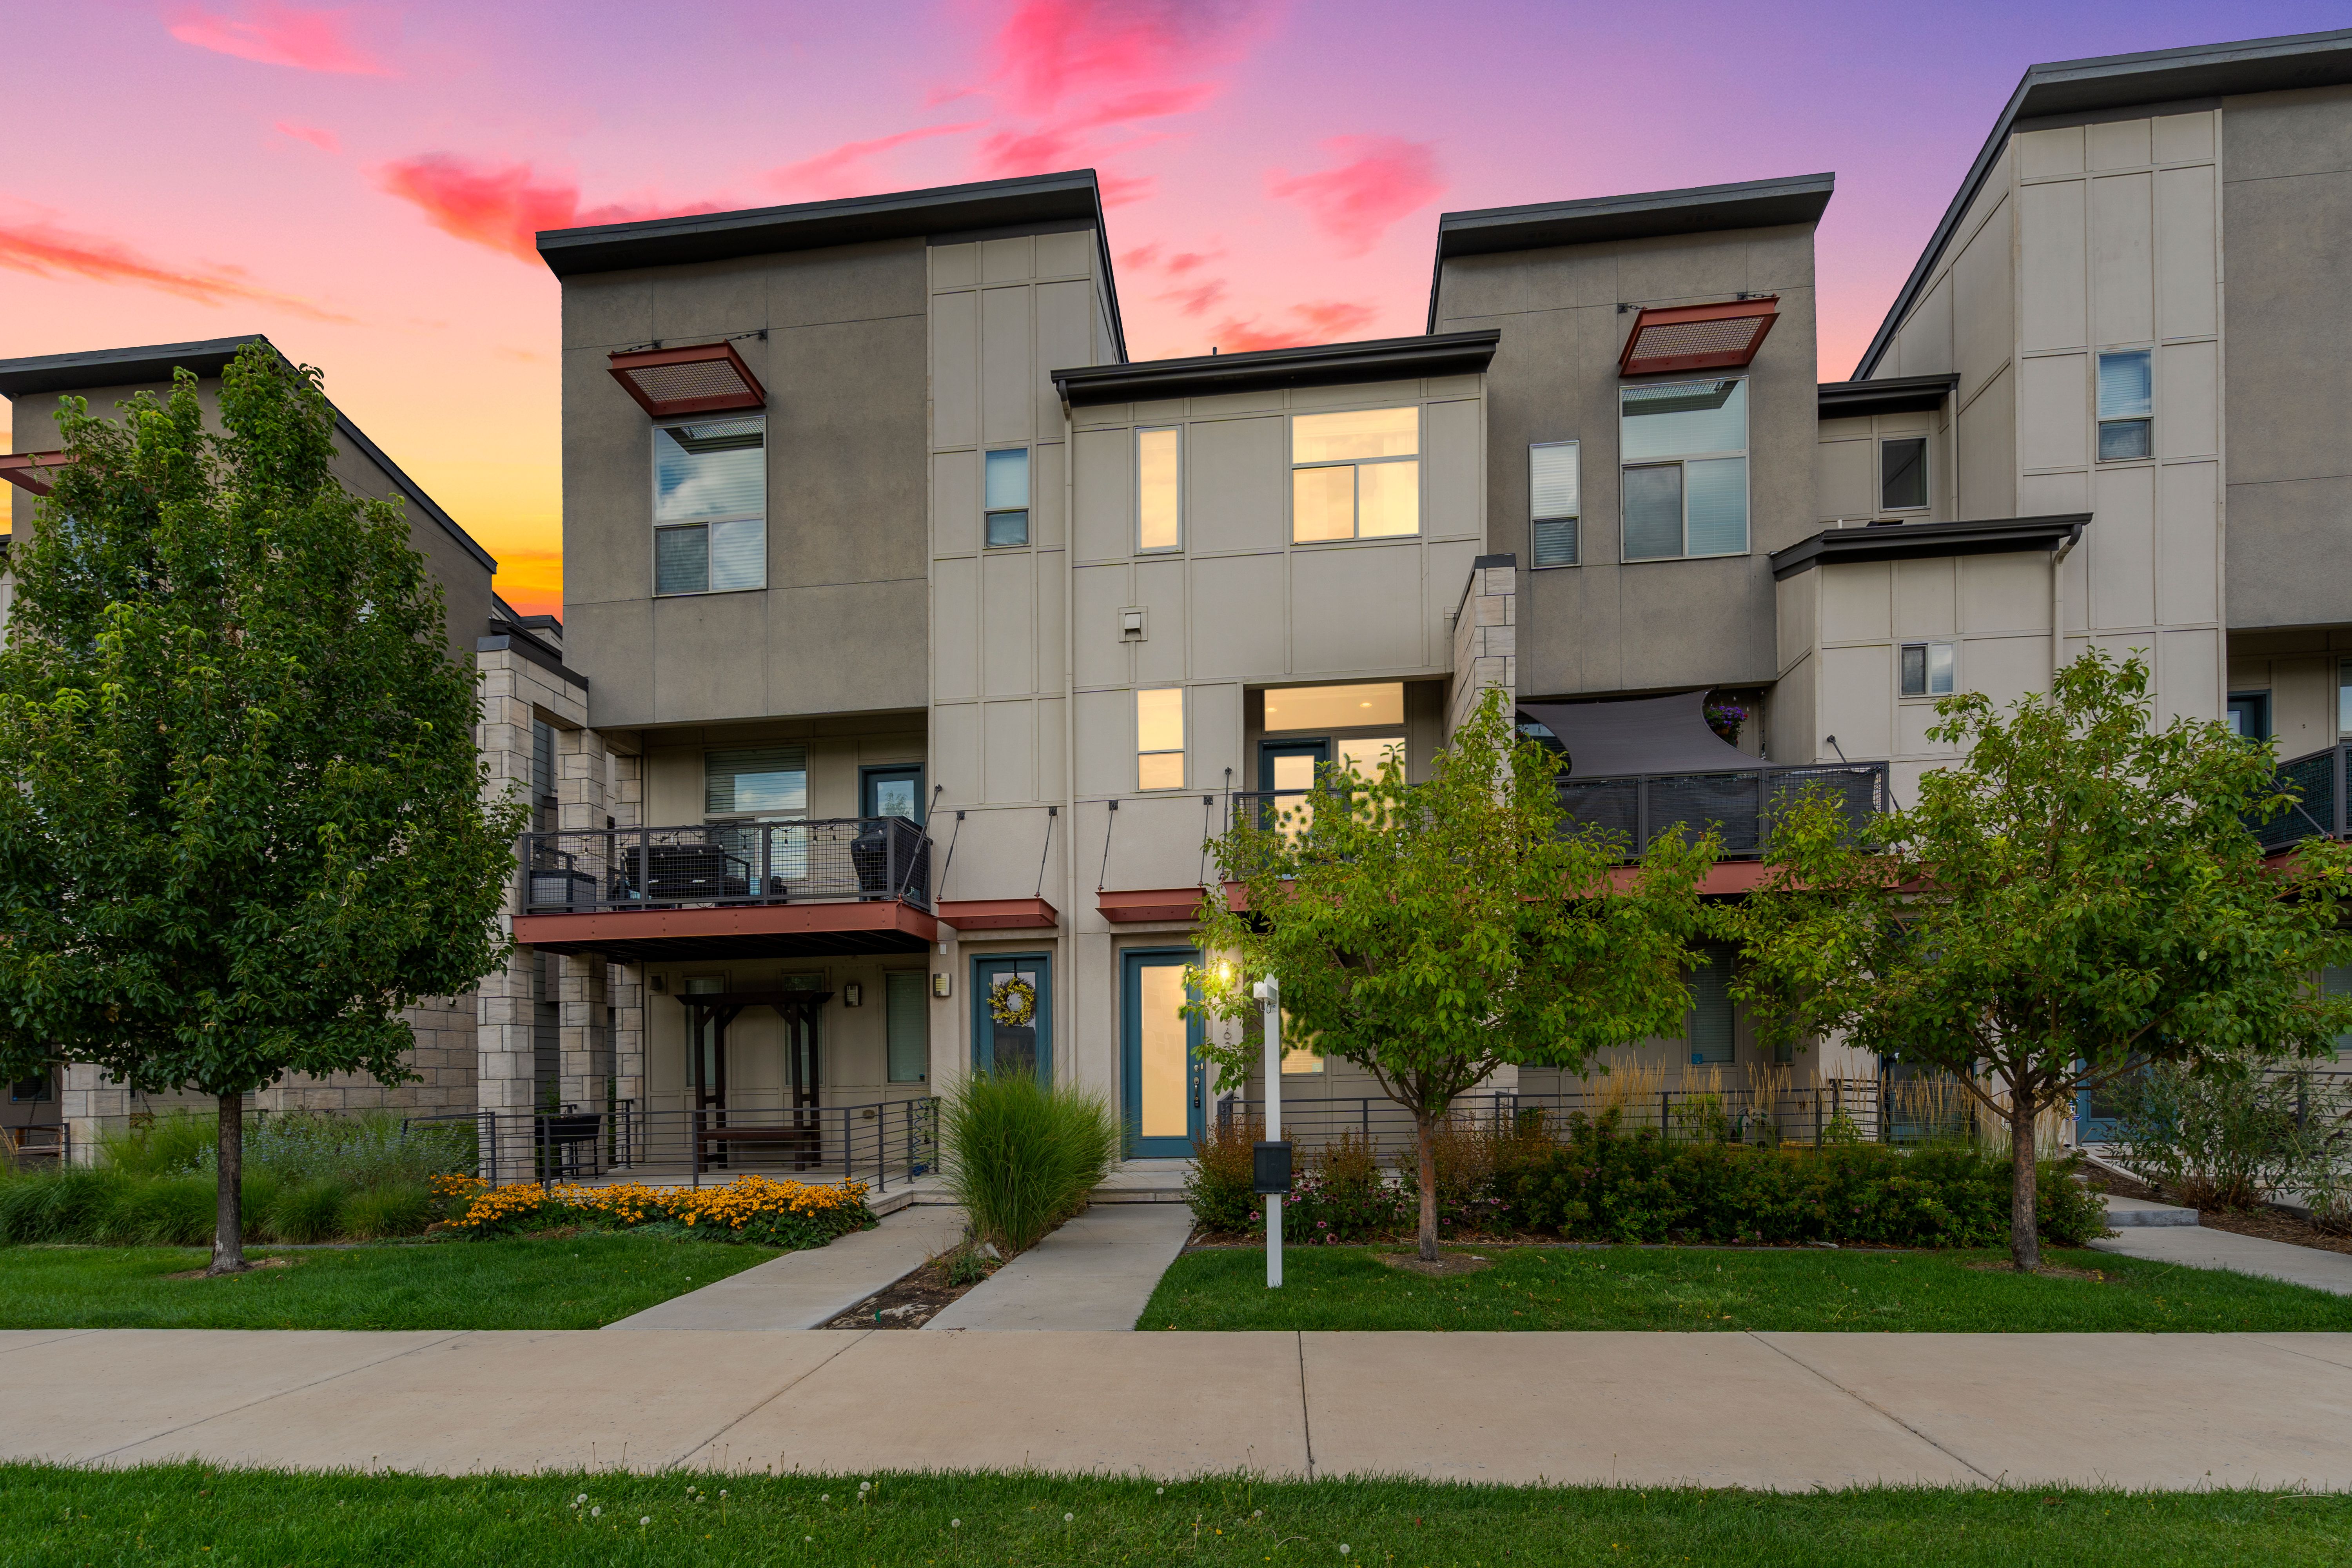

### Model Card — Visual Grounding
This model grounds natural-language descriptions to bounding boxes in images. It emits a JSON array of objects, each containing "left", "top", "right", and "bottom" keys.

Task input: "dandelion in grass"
[
  {"left": 860, "top": 1481, "right": 871, "bottom": 1493},
  {"left": 639, "top": 1517, "right": 651, "bottom": 1527},
  {"left": 820, "top": 1494, "right": 829, "bottom": 1502},
  {"left": 1339, "top": 1545, "right": 1350, "bottom": 1556},
  {"left": 590, "top": 1507, "right": 601, "bottom": 1519}
]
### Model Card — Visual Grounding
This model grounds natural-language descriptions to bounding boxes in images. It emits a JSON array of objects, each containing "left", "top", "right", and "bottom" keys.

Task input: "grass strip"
[
  {"left": 0, "top": 1235, "right": 781, "bottom": 1331},
  {"left": 1142, "top": 1244, "right": 2352, "bottom": 1332},
  {"left": 3, "top": 1464, "right": 2345, "bottom": 1566}
]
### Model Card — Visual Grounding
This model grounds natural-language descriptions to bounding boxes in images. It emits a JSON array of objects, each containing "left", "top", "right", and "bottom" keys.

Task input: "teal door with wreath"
[{"left": 973, "top": 955, "right": 1051, "bottom": 1079}]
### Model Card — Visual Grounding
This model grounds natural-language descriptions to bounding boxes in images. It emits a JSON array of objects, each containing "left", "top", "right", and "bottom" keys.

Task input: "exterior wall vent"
[
  {"left": 607, "top": 342, "right": 766, "bottom": 417},
  {"left": 1618, "top": 298, "right": 1779, "bottom": 377}
]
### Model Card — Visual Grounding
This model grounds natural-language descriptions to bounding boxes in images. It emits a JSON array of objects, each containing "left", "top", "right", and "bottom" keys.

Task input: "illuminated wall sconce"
[{"left": 932, "top": 972, "right": 953, "bottom": 998}]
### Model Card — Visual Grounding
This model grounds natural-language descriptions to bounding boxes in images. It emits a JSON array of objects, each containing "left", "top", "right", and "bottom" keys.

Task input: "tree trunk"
[
  {"left": 1416, "top": 1110, "right": 1439, "bottom": 1263},
  {"left": 208, "top": 1091, "right": 248, "bottom": 1277},
  {"left": 2008, "top": 1087, "right": 2041, "bottom": 1273}
]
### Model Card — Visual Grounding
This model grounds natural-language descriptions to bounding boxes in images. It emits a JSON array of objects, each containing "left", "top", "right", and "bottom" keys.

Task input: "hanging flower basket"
[{"left": 989, "top": 975, "right": 1038, "bottom": 1027}]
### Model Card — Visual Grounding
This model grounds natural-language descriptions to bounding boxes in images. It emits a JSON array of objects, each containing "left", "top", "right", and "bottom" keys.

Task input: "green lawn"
[
  {"left": 1141, "top": 1244, "right": 2352, "bottom": 1333},
  {"left": 2, "top": 1465, "right": 2344, "bottom": 1566},
  {"left": 0, "top": 1234, "right": 782, "bottom": 1331}
]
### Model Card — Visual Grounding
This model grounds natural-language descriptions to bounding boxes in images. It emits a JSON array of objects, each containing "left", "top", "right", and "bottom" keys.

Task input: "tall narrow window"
[
  {"left": 1620, "top": 379, "right": 1748, "bottom": 560},
  {"left": 1291, "top": 408, "right": 1419, "bottom": 542},
  {"left": 1687, "top": 946, "right": 1734, "bottom": 1065},
  {"left": 886, "top": 970, "right": 929, "bottom": 1083},
  {"left": 985, "top": 448, "right": 1031, "bottom": 548},
  {"left": 1136, "top": 687, "right": 1185, "bottom": 790},
  {"left": 1900, "top": 642, "right": 1955, "bottom": 698},
  {"left": 2096, "top": 350, "right": 2153, "bottom": 461},
  {"left": 654, "top": 416, "right": 765, "bottom": 595},
  {"left": 1530, "top": 441, "right": 1580, "bottom": 567},
  {"left": 1137, "top": 426, "right": 1181, "bottom": 551},
  {"left": 1880, "top": 437, "right": 1928, "bottom": 512}
]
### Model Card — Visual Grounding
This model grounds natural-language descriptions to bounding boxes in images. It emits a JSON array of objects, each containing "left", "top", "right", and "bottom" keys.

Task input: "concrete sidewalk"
[
  {"left": 2092, "top": 1223, "right": 2352, "bottom": 1296},
  {"left": 926, "top": 1203, "right": 1194, "bottom": 1331},
  {"left": 7, "top": 1327, "right": 2350, "bottom": 1488},
  {"left": 603, "top": 1206, "right": 968, "bottom": 1331}
]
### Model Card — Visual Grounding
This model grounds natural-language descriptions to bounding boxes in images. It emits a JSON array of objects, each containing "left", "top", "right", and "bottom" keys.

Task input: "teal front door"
[
  {"left": 1122, "top": 949, "right": 1203, "bottom": 1158},
  {"left": 973, "top": 955, "right": 1051, "bottom": 1079}
]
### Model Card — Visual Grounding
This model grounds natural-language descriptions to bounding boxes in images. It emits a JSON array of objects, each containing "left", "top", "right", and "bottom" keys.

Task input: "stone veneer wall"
[{"left": 1448, "top": 553, "right": 1518, "bottom": 737}]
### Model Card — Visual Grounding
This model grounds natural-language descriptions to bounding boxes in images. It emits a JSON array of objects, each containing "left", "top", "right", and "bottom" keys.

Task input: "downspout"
[
  {"left": 1062, "top": 390, "right": 1080, "bottom": 1089},
  {"left": 2050, "top": 523, "right": 2082, "bottom": 683}
]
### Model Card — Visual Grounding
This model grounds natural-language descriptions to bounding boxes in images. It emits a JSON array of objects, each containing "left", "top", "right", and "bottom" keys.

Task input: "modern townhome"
[
  {"left": 0, "top": 334, "right": 543, "bottom": 1162},
  {"left": 9, "top": 25, "right": 2350, "bottom": 1171}
]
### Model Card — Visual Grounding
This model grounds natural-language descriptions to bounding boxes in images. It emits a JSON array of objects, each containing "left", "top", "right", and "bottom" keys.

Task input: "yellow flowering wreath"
[{"left": 989, "top": 975, "right": 1037, "bottom": 1027}]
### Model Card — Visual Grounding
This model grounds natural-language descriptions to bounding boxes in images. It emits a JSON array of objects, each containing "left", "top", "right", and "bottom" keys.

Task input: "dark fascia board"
[
  {"left": 0, "top": 334, "right": 497, "bottom": 575},
  {"left": 537, "top": 169, "right": 1126, "bottom": 360},
  {"left": 1053, "top": 330, "right": 1499, "bottom": 406},
  {"left": 1426, "top": 173, "right": 1835, "bottom": 333},
  {"left": 1771, "top": 513, "right": 2089, "bottom": 579},
  {"left": 476, "top": 632, "right": 588, "bottom": 690},
  {"left": 1854, "top": 28, "right": 2352, "bottom": 379},
  {"left": 1817, "top": 374, "right": 1960, "bottom": 419}
]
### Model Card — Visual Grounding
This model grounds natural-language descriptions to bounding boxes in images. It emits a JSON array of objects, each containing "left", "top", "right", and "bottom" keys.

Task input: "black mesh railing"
[
  {"left": 518, "top": 817, "right": 931, "bottom": 914},
  {"left": 2251, "top": 744, "right": 2347, "bottom": 852}
]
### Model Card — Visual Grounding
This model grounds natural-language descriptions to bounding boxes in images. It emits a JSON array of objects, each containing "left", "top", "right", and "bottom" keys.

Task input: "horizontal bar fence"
[
  {"left": 518, "top": 816, "right": 931, "bottom": 915},
  {"left": 408, "top": 1098, "right": 940, "bottom": 1192}
]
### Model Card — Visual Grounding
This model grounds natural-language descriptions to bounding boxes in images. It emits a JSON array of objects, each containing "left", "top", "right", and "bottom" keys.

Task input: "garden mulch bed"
[
  {"left": 821, "top": 1251, "right": 1002, "bottom": 1330},
  {"left": 2086, "top": 1167, "right": 2352, "bottom": 1257}
]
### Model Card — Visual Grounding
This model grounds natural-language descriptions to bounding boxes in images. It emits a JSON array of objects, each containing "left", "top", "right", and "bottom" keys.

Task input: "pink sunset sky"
[{"left": 2, "top": 0, "right": 2337, "bottom": 617}]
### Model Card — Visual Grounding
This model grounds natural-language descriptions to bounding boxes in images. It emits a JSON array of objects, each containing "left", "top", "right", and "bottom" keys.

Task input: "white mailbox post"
[{"left": 1252, "top": 976, "right": 1283, "bottom": 1288}]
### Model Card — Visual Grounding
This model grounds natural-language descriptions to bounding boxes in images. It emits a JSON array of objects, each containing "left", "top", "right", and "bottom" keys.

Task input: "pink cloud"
[
  {"left": 1267, "top": 136, "right": 1445, "bottom": 257},
  {"left": 1208, "top": 299, "right": 1379, "bottom": 353},
  {"left": 168, "top": 4, "right": 395, "bottom": 76},
  {"left": 273, "top": 120, "right": 340, "bottom": 154},
  {"left": 374, "top": 154, "right": 722, "bottom": 262},
  {"left": 0, "top": 215, "right": 351, "bottom": 321},
  {"left": 768, "top": 123, "right": 982, "bottom": 199},
  {"left": 1163, "top": 249, "right": 1218, "bottom": 277},
  {"left": 1162, "top": 279, "right": 1227, "bottom": 317}
]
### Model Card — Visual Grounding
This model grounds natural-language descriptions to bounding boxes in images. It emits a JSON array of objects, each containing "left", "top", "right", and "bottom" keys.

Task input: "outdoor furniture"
[
  {"left": 537, "top": 1110, "right": 604, "bottom": 1180},
  {"left": 639, "top": 842, "right": 749, "bottom": 902},
  {"left": 691, "top": 1119, "right": 824, "bottom": 1171}
]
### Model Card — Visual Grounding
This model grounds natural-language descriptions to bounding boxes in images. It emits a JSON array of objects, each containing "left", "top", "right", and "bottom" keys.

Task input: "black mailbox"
[{"left": 1252, "top": 1140, "right": 1293, "bottom": 1196}]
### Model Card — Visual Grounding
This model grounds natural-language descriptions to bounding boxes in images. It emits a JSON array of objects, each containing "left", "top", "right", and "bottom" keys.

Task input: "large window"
[
  {"left": 654, "top": 416, "right": 765, "bottom": 595},
  {"left": 1263, "top": 682, "right": 1405, "bottom": 731},
  {"left": 1620, "top": 378, "right": 1748, "bottom": 561},
  {"left": 985, "top": 448, "right": 1030, "bottom": 548},
  {"left": 2096, "top": 350, "right": 2153, "bottom": 461},
  {"left": 1530, "top": 441, "right": 1580, "bottom": 567},
  {"left": 886, "top": 970, "right": 929, "bottom": 1083},
  {"left": 1291, "top": 407, "right": 1419, "bottom": 543},
  {"left": 706, "top": 746, "right": 807, "bottom": 818},
  {"left": 1137, "top": 687, "right": 1185, "bottom": 790},
  {"left": 1880, "top": 437, "right": 1928, "bottom": 512},
  {"left": 1138, "top": 427, "right": 1181, "bottom": 551}
]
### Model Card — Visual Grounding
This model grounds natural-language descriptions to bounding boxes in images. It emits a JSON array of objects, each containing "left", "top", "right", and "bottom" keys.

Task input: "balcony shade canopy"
[
  {"left": 1619, "top": 298, "right": 1778, "bottom": 377},
  {"left": 608, "top": 342, "right": 766, "bottom": 418},
  {"left": 1518, "top": 690, "right": 1766, "bottom": 777}
]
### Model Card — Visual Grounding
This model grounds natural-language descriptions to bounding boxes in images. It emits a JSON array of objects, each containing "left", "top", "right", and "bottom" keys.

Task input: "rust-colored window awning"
[
  {"left": 1097, "top": 887, "right": 1207, "bottom": 924},
  {"left": 1618, "top": 298, "right": 1778, "bottom": 377},
  {"left": 608, "top": 342, "right": 766, "bottom": 418},
  {"left": 938, "top": 897, "right": 1060, "bottom": 931},
  {"left": 0, "top": 450, "right": 67, "bottom": 495}
]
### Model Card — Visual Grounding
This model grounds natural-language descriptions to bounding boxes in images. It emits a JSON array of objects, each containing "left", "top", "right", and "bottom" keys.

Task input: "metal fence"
[
  {"left": 2, "top": 1122, "right": 68, "bottom": 1171},
  {"left": 2253, "top": 743, "right": 2348, "bottom": 852},
  {"left": 517, "top": 816, "right": 931, "bottom": 915},
  {"left": 413, "top": 1097, "right": 939, "bottom": 1191}
]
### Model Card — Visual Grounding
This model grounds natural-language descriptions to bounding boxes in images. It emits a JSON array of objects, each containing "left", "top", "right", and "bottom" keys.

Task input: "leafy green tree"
[
  {"left": 1190, "top": 688, "right": 1720, "bottom": 1261},
  {"left": 1728, "top": 650, "right": 2352, "bottom": 1270},
  {"left": 0, "top": 347, "right": 526, "bottom": 1274}
]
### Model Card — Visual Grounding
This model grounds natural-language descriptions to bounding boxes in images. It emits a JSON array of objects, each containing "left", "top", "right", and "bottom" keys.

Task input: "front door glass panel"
[
  {"left": 1123, "top": 950, "right": 1201, "bottom": 1157},
  {"left": 974, "top": 956, "right": 1051, "bottom": 1080}
]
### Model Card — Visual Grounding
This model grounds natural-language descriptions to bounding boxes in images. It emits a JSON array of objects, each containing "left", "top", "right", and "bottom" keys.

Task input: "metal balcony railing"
[
  {"left": 2252, "top": 742, "right": 2349, "bottom": 853},
  {"left": 1229, "top": 762, "right": 1890, "bottom": 862},
  {"left": 518, "top": 817, "right": 931, "bottom": 915}
]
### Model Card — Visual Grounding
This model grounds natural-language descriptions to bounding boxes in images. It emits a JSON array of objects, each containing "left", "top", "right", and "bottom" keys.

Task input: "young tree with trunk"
[
  {"left": 1190, "top": 687, "right": 1720, "bottom": 1262},
  {"left": 0, "top": 347, "right": 525, "bottom": 1274},
  {"left": 1728, "top": 649, "right": 2352, "bottom": 1271}
]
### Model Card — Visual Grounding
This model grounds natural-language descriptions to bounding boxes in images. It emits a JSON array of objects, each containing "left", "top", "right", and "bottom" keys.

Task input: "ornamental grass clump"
[{"left": 941, "top": 1071, "right": 1120, "bottom": 1254}]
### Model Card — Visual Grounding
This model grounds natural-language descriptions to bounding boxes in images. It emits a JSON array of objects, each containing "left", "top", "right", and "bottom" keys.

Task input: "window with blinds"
[
  {"left": 705, "top": 745, "right": 808, "bottom": 817},
  {"left": 2096, "top": 350, "right": 2152, "bottom": 461},
  {"left": 654, "top": 415, "right": 766, "bottom": 595},
  {"left": 1530, "top": 440, "right": 1580, "bottom": 567},
  {"left": 1686, "top": 945, "right": 1735, "bottom": 1065},
  {"left": 887, "top": 971, "right": 929, "bottom": 1082}
]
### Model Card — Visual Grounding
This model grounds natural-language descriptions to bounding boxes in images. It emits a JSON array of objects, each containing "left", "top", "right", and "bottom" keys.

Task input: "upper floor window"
[
  {"left": 1880, "top": 437, "right": 1928, "bottom": 512},
  {"left": 1530, "top": 441, "right": 1580, "bottom": 567},
  {"left": 985, "top": 448, "right": 1030, "bottom": 548},
  {"left": 705, "top": 745, "right": 807, "bottom": 820},
  {"left": 2096, "top": 350, "right": 2152, "bottom": 461},
  {"left": 1900, "top": 641, "right": 1955, "bottom": 698},
  {"left": 1137, "top": 427, "right": 1181, "bottom": 551},
  {"left": 1621, "top": 379, "right": 1747, "bottom": 561},
  {"left": 654, "top": 416, "right": 765, "bottom": 595},
  {"left": 1291, "top": 408, "right": 1419, "bottom": 543},
  {"left": 1137, "top": 687, "right": 1185, "bottom": 790}
]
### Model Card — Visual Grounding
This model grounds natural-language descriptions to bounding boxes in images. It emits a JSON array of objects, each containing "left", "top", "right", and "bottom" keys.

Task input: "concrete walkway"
[
  {"left": 2092, "top": 1223, "right": 2352, "bottom": 1296},
  {"left": 7, "top": 1327, "right": 2350, "bottom": 1488},
  {"left": 604, "top": 1206, "right": 968, "bottom": 1331},
  {"left": 926, "top": 1204, "right": 1195, "bottom": 1331}
]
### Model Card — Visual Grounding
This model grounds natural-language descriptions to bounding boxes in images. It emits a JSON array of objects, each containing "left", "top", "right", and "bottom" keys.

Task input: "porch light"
[
  {"left": 843, "top": 982, "right": 862, "bottom": 1007},
  {"left": 608, "top": 342, "right": 766, "bottom": 418},
  {"left": 1618, "top": 298, "right": 1779, "bottom": 377}
]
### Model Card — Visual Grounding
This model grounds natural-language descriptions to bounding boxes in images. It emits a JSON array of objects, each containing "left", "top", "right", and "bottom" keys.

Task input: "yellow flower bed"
[{"left": 432, "top": 1172, "right": 871, "bottom": 1240}]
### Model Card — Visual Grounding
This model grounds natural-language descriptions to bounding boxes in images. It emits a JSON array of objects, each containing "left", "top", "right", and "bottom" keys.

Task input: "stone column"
[{"left": 1447, "top": 552, "right": 1518, "bottom": 739}]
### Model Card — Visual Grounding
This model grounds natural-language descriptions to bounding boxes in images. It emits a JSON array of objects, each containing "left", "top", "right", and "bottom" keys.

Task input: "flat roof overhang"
[
  {"left": 1769, "top": 513, "right": 2090, "bottom": 579},
  {"left": 1054, "top": 330, "right": 1498, "bottom": 407},
  {"left": 513, "top": 901, "right": 937, "bottom": 962}
]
